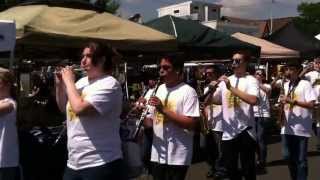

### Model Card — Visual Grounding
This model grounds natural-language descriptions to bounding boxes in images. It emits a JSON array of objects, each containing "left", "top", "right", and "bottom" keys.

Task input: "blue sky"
[{"left": 119, "top": 0, "right": 320, "bottom": 22}]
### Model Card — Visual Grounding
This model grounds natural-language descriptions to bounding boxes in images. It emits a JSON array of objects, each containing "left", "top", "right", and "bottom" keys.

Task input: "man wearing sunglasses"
[
  {"left": 147, "top": 54, "right": 200, "bottom": 180},
  {"left": 206, "top": 51, "right": 259, "bottom": 180}
]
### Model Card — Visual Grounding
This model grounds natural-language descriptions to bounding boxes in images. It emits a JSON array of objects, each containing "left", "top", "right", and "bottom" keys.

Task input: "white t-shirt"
[
  {"left": 66, "top": 75, "right": 123, "bottom": 170},
  {"left": 204, "top": 86, "right": 223, "bottom": 132},
  {"left": 253, "top": 84, "right": 271, "bottom": 118},
  {"left": 281, "top": 80, "right": 316, "bottom": 137},
  {"left": 151, "top": 83, "right": 200, "bottom": 166},
  {"left": 0, "top": 98, "right": 18, "bottom": 168},
  {"left": 305, "top": 71, "right": 320, "bottom": 102},
  {"left": 214, "top": 75, "right": 259, "bottom": 141}
]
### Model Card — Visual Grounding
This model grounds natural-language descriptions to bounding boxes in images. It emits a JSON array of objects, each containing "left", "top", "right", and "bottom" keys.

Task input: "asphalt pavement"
[{"left": 138, "top": 135, "right": 320, "bottom": 180}]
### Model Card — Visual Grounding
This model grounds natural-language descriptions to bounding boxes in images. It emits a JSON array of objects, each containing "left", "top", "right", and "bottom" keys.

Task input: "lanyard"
[{"left": 287, "top": 79, "right": 300, "bottom": 99}]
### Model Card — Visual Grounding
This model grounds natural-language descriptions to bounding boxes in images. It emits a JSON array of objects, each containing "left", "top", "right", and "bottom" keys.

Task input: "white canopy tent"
[{"left": 0, "top": 20, "right": 16, "bottom": 69}]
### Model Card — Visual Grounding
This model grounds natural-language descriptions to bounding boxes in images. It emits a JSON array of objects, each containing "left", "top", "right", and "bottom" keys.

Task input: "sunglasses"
[
  {"left": 232, "top": 58, "right": 243, "bottom": 64},
  {"left": 160, "top": 65, "right": 172, "bottom": 70}
]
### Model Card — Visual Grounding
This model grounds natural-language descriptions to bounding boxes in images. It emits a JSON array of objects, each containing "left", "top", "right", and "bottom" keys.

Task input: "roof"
[
  {"left": 267, "top": 22, "right": 320, "bottom": 58},
  {"left": 220, "top": 16, "right": 294, "bottom": 38},
  {"left": 231, "top": 32, "right": 299, "bottom": 59}
]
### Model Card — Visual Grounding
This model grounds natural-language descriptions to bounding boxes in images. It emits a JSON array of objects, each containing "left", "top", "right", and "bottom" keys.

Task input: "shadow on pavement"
[{"left": 266, "top": 159, "right": 288, "bottom": 167}]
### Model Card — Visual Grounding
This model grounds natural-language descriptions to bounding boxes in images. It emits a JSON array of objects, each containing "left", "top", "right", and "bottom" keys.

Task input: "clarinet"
[
  {"left": 132, "top": 79, "right": 161, "bottom": 140},
  {"left": 278, "top": 76, "right": 286, "bottom": 127}
]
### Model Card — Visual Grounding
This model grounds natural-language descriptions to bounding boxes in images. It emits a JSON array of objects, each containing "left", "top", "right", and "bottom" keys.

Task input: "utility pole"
[{"left": 269, "top": 0, "right": 275, "bottom": 35}]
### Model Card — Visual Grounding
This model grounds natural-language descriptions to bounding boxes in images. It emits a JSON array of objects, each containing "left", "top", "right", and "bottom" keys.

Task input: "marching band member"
[
  {"left": 0, "top": 68, "right": 19, "bottom": 180},
  {"left": 280, "top": 60, "right": 316, "bottom": 180},
  {"left": 55, "top": 42, "right": 125, "bottom": 180},
  {"left": 147, "top": 54, "right": 200, "bottom": 180},
  {"left": 302, "top": 57, "right": 320, "bottom": 151},
  {"left": 253, "top": 69, "right": 271, "bottom": 172},
  {"left": 208, "top": 51, "right": 259, "bottom": 180},
  {"left": 202, "top": 66, "right": 226, "bottom": 178}
]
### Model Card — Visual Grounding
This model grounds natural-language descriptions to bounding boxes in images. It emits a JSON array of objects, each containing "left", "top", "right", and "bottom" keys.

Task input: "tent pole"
[
  {"left": 9, "top": 50, "right": 14, "bottom": 70},
  {"left": 266, "top": 61, "right": 269, "bottom": 81},
  {"left": 124, "top": 62, "right": 129, "bottom": 100}
]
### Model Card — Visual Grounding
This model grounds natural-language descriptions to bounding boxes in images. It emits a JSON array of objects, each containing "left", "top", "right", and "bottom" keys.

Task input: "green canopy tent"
[
  {"left": 0, "top": 1, "right": 177, "bottom": 59},
  {"left": 145, "top": 15, "right": 261, "bottom": 59}
]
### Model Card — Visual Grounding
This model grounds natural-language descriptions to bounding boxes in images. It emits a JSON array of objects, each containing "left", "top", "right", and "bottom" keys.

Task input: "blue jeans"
[
  {"left": 284, "top": 135, "right": 308, "bottom": 180},
  {"left": 281, "top": 134, "right": 289, "bottom": 160}
]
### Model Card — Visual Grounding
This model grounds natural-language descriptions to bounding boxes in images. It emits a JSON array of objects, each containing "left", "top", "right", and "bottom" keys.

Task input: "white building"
[{"left": 157, "top": 1, "right": 222, "bottom": 23}]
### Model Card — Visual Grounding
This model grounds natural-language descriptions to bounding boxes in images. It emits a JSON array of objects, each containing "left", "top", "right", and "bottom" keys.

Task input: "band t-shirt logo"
[
  {"left": 226, "top": 91, "right": 242, "bottom": 108},
  {"left": 284, "top": 93, "right": 298, "bottom": 110},
  {"left": 281, "top": 80, "right": 316, "bottom": 137},
  {"left": 155, "top": 100, "right": 175, "bottom": 125},
  {"left": 67, "top": 93, "right": 86, "bottom": 121}
]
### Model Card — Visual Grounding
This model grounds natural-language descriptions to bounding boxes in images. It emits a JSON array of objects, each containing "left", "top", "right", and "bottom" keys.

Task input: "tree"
[
  {"left": 92, "top": 0, "right": 120, "bottom": 14},
  {"left": 294, "top": 2, "right": 320, "bottom": 36}
]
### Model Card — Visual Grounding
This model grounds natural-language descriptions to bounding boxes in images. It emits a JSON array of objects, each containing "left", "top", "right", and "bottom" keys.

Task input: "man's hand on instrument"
[
  {"left": 148, "top": 96, "right": 164, "bottom": 113},
  {"left": 61, "top": 66, "right": 75, "bottom": 85},
  {"left": 135, "top": 97, "right": 147, "bottom": 111},
  {"left": 219, "top": 75, "right": 231, "bottom": 89}
]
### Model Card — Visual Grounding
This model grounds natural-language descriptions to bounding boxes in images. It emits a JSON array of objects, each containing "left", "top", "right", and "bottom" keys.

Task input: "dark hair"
[
  {"left": 233, "top": 50, "right": 251, "bottom": 62},
  {"left": 84, "top": 42, "right": 117, "bottom": 72},
  {"left": 206, "top": 65, "right": 222, "bottom": 77},
  {"left": 160, "top": 53, "right": 185, "bottom": 74},
  {"left": 0, "top": 68, "right": 16, "bottom": 99}
]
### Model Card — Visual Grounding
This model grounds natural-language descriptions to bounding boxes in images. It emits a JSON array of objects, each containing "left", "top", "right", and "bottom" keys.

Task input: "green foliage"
[
  {"left": 294, "top": 2, "right": 320, "bottom": 36},
  {"left": 93, "top": 0, "right": 120, "bottom": 14}
]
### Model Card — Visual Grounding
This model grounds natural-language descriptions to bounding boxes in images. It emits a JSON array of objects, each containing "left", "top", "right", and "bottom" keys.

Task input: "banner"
[{"left": 0, "top": 20, "right": 16, "bottom": 52}]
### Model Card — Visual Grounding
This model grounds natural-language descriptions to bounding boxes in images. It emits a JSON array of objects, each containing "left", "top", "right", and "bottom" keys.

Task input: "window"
[
  {"left": 194, "top": 6, "right": 199, "bottom": 10},
  {"left": 212, "top": 8, "right": 217, "bottom": 12},
  {"left": 174, "top": 10, "right": 180, "bottom": 14}
]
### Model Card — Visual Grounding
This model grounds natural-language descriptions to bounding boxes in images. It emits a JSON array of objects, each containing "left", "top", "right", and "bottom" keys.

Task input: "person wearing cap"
[
  {"left": 279, "top": 60, "right": 316, "bottom": 180},
  {"left": 301, "top": 57, "right": 320, "bottom": 151},
  {"left": 207, "top": 51, "right": 259, "bottom": 180},
  {"left": 0, "top": 68, "right": 19, "bottom": 180}
]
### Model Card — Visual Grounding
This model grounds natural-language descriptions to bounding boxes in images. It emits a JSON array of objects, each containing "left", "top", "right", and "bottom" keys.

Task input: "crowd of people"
[{"left": 0, "top": 41, "right": 319, "bottom": 180}]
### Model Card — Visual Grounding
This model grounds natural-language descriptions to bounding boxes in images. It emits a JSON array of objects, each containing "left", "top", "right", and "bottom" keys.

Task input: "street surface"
[{"left": 138, "top": 135, "right": 320, "bottom": 180}]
